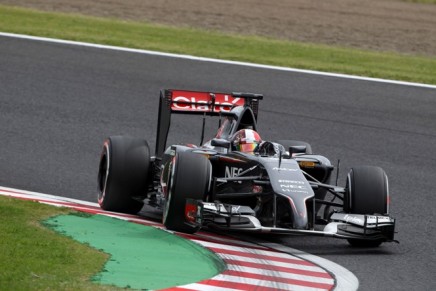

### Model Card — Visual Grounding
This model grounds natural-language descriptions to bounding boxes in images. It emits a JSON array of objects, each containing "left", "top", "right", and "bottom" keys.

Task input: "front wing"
[{"left": 185, "top": 200, "right": 397, "bottom": 242}]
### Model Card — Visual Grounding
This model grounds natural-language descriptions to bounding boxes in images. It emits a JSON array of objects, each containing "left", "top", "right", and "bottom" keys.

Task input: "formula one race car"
[{"left": 97, "top": 89, "right": 396, "bottom": 247}]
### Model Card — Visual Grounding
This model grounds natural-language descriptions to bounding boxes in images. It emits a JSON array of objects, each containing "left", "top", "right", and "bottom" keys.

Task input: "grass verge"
[
  {"left": 1, "top": 5, "right": 436, "bottom": 85},
  {"left": 0, "top": 196, "right": 118, "bottom": 290}
]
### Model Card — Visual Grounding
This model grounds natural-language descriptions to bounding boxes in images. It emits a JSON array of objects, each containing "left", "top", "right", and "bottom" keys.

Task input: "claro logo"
[{"left": 172, "top": 95, "right": 242, "bottom": 112}]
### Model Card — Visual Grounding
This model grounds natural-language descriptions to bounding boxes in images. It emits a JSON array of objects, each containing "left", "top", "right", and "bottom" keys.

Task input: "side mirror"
[
  {"left": 211, "top": 138, "right": 231, "bottom": 148},
  {"left": 289, "top": 145, "right": 307, "bottom": 155}
]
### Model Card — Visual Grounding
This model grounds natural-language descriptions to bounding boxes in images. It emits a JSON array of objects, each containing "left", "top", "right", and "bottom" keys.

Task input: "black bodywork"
[{"left": 99, "top": 89, "right": 397, "bottom": 245}]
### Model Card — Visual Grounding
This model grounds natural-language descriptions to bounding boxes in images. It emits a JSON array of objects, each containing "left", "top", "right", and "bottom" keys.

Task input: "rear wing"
[
  {"left": 165, "top": 89, "right": 262, "bottom": 115},
  {"left": 155, "top": 89, "right": 263, "bottom": 157}
]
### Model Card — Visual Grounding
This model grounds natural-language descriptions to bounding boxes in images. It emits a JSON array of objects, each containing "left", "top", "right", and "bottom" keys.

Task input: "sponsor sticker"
[
  {"left": 171, "top": 91, "right": 244, "bottom": 113},
  {"left": 225, "top": 166, "right": 243, "bottom": 178},
  {"left": 273, "top": 167, "right": 298, "bottom": 171}
]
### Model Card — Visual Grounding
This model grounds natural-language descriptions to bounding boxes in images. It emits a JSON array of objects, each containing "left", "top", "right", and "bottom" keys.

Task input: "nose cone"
[
  {"left": 261, "top": 158, "right": 313, "bottom": 230},
  {"left": 287, "top": 196, "right": 309, "bottom": 229}
]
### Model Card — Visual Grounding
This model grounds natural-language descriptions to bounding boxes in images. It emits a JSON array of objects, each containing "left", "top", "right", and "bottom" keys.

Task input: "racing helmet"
[{"left": 232, "top": 129, "right": 262, "bottom": 153}]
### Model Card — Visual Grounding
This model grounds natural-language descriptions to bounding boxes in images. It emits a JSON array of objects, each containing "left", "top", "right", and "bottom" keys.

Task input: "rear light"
[{"left": 185, "top": 202, "right": 198, "bottom": 223}]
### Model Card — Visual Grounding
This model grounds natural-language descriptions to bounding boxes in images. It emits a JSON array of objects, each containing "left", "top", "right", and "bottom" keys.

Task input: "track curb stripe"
[
  {"left": 206, "top": 246, "right": 315, "bottom": 266},
  {"left": 220, "top": 255, "right": 325, "bottom": 273},
  {"left": 224, "top": 267, "right": 334, "bottom": 284},
  {"left": 0, "top": 186, "right": 358, "bottom": 290},
  {"left": 183, "top": 235, "right": 270, "bottom": 251},
  {"left": 223, "top": 259, "right": 331, "bottom": 278},
  {"left": 222, "top": 270, "right": 334, "bottom": 289}
]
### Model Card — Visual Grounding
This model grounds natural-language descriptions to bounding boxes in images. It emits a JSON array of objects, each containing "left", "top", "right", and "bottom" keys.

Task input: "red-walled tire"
[{"left": 98, "top": 136, "right": 150, "bottom": 214}]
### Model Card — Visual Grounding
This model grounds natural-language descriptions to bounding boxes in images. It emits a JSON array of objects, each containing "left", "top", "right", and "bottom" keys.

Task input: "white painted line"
[
  {"left": 211, "top": 274, "right": 329, "bottom": 291},
  {"left": 1, "top": 32, "right": 435, "bottom": 89},
  {"left": 261, "top": 242, "right": 359, "bottom": 291},
  {"left": 192, "top": 239, "right": 305, "bottom": 261},
  {"left": 174, "top": 283, "right": 238, "bottom": 291},
  {"left": 191, "top": 233, "right": 269, "bottom": 249},
  {"left": 225, "top": 264, "right": 335, "bottom": 285},
  {"left": 191, "top": 239, "right": 271, "bottom": 252},
  {"left": 218, "top": 254, "right": 325, "bottom": 272},
  {"left": 0, "top": 186, "right": 99, "bottom": 207}
]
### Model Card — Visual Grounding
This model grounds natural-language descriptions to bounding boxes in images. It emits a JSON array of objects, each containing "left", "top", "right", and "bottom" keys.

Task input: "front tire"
[
  {"left": 344, "top": 166, "right": 389, "bottom": 247},
  {"left": 98, "top": 136, "right": 151, "bottom": 214},
  {"left": 163, "top": 151, "right": 211, "bottom": 234}
]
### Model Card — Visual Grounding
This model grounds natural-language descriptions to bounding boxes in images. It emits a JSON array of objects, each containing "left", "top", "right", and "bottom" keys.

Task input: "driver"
[
  {"left": 231, "top": 129, "right": 262, "bottom": 154},
  {"left": 232, "top": 129, "right": 286, "bottom": 157}
]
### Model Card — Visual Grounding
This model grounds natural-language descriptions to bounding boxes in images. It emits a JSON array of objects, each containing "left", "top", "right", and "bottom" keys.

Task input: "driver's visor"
[{"left": 237, "top": 143, "right": 258, "bottom": 153}]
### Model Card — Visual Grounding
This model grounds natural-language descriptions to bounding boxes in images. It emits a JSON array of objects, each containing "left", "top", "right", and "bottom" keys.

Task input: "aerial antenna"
[
  {"left": 200, "top": 112, "right": 206, "bottom": 145},
  {"left": 210, "top": 93, "right": 216, "bottom": 113},
  {"left": 200, "top": 93, "right": 216, "bottom": 145}
]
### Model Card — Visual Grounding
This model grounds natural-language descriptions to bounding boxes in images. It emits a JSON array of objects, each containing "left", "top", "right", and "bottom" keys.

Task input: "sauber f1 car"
[{"left": 98, "top": 89, "right": 397, "bottom": 247}]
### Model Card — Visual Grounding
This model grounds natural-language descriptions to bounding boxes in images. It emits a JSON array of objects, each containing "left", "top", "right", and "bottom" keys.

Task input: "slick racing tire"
[
  {"left": 98, "top": 136, "right": 151, "bottom": 214},
  {"left": 275, "top": 140, "right": 313, "bottom": 154},
  {"left": 163, "top": 151, "right": 211, "bottom": 234},
  {"left": 344, "top": 166, "right": 389, "bottom": 247}
]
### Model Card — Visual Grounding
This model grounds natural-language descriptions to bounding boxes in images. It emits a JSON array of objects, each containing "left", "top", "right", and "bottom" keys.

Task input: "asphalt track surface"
[{"left": 1, "top": 35, "right": 435, "bottom": 290}]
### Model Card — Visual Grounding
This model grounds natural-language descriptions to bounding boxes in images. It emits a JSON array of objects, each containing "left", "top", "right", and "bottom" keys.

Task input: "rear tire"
[
  {"left": 98, "top": 136, "right": 151, "bottom": 214},
  {"left": 163, "top": 151, "right": 211, "bottom": 234},
  {"left": 275, "top": 140, "right": 313, "bottom": 154},
  {"left": 344, "top": 166, "right": 389, "bottom": 247}
]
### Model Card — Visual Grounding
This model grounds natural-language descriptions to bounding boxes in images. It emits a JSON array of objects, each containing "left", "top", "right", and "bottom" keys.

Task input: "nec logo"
[{"left": 225, "top": 166, "right": 243, "bottom": 177}]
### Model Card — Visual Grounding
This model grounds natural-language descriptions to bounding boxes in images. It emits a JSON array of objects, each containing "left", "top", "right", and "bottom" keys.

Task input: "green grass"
[
  {"left": 0, "top": 196, "right": 119, "bottom": 290},
  {"left": 1, "top": 5, "right": 436, "bottom": 85}
]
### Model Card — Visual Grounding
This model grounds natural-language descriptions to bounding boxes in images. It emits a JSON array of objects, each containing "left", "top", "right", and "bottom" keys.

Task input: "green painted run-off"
[{"left": 45, "top": 214, "right": 225, "bottom": 290}]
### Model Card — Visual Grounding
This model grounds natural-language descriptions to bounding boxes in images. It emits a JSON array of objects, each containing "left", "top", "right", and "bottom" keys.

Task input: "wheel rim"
[
  {"left": 98, "top": 142, "right": 110, "bottom": 204},
  {"left": 163, "top": 156, "right": 177, "bottom": 224}
]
